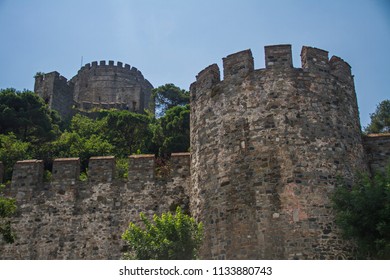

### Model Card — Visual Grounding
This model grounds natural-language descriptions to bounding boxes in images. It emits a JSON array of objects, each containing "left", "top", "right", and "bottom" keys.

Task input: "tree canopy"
[
  {"left": 105, "top": 110, "right": 152, "bottom": 157},
  {"left": 0, "top": 190, "right": 16, "bottom": 244},
  {"left": 121, "top": 207, "right": 203, "bottom": 260},
  {"left": 332, "top": 166, "right": 390, "bottom": 259},
  {"left": 0, "top": 88, "right": 61, "bottom": 144},
  {"left": 0, "top": 133, "right": 31, "bottom": 181},
  {"left": 364, "top": 99, "right": 390, "bottom": 134},
  {"left": 152, "top": 104, "right": 190, "bottom": 156},
  {"left": 0, "top": 83, "right": 192, "bottom": 245},
  {"left": 152, "top": 83, "right": 189, "bottom": 117},
  {"left": 0, "top": 84, "right": 190, "bottom": 179}
]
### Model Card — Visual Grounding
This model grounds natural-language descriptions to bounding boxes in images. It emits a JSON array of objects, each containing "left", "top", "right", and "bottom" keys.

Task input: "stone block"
[
  {"left": 223, "top": 49, "right": 254, "bottom": 79},
  {"left": 170, "top": 153, "right": 190, "bottom": 178},
  {"left": 363, "top": 134, "right": 390, "bottom": 174},
  {"left": 52, "top": 158, "right": 80, "bottom": 184},
  {"left": 128, "top": 154, "right": 155, "bottom": 183},
  {"left": 11, "top": 160, "right": 44, "bottom": 201},
  {"left": 301, "top": 46, "right": 329, "bottom": 73},
  {"left": 330, "top": 55, "right": 352, "bottom": 83},
  {"left": 88, "top": 156, "right": 115, "bottom": 183},
  {"left": 265, "top": 44, "right": 293, "bottom": 69},
  {"left": 195, "top": 64, "right": 220, "bottom": 91}
]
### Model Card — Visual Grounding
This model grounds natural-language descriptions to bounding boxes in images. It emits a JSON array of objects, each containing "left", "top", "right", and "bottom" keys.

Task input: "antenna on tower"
[{"left": 81, "top": 56, "right": 83, "bottom": 68}]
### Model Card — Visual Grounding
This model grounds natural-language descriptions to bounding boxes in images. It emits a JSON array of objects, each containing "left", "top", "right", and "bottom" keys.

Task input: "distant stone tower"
[
  {"left": 34, "top": 71, "right": 74, "bottom": 121},
  {"left": 190, "top": 45, "right": 367, "bottom": 259},
  {"left": 34, "top": 61, "right": 153, "bottom": 120}
]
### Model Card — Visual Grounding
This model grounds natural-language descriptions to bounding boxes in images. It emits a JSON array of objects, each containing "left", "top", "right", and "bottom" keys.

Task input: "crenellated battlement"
[
  {"left": 193, "top": 63, "right": 221, "bottom": 93},
  {"left": 78, "top": 60, "right": 144, "bottom": 79},
  {"left": 193, "top": 45, "right": 354, "bottom": 94},
  {"left": 190, "top": 44, "right": 366, "bottom": 260},
  {"left": 3, "top": 44, "right": 389, "bottom": 260},
  {"left": 265, "top": 44, "right": 293, "bottom": 69},
  {"left": 300, "top": 46, "right": 330, "bottom": 73},
  {"left": 35, "top": 60, "right": 154, "bottom": 121},
  {"left": 0, "top": 153, "right": 191, "bottom": 259},
  {"left": 52, "top": 158, "right": 80, "bottom": 184},
  {"left": 35, "top": 71, "right": 70, "bottom": 85},
  {"left": 329, "top": 55, "right": 353, "bottom": 83},
  {"left": 1, "top": 153, "right": 190, "bottom": 188},
  {"left": 222, "top": 49, "right": 254, "bottom": 79},
  {"left": 12, "top": 160, "right": 44, "bottom": 185},
  {"left": 128, "top": 154, "right": 156, "bottom": 182}
]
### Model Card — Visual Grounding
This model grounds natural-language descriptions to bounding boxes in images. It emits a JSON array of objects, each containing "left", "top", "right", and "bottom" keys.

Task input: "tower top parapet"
[
  {"left": 223, "top": 49, "right": 254, "bottom": 79},
  {"left": 190, "top": 43, "right": 365, "bottom": 260},
  {"left": 77, "top": 60, "right": 146, "bottom": 80},
  {"left": 192, "top": 44, "right": 354, "bottom": 93},
  {"left": 265, "top": 44, "right": 293, "bottom": 69},
  {"left": 300, "top": 46, "right": 329, "bottom": 73}
]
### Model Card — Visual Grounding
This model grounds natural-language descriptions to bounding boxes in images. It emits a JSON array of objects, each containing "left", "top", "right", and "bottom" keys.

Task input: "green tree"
[
  {"left": 47, "top": 114, "right": 113, "bottom": 170},
  {"left": 156, "top": 105, "right": 190, "bottom": 156},
  {"left": 48, "top": 111, "right": 153, "bottom": 170},
  {"left": 365, "top": 99, "right": 390, "bottom": 134},
  {"left": 105, "top": 110, "right": 151, "bottom": 156},
  {"left": 122, "top": 207, "right": 203, "bottom": 260},
  {"left": 0, "top": 187, "right": 17, "bottom": 243},
  {"left": 70, "top": 113, "right": 107, "bottom": 139},
  {"left": 0, "top": 88, "right": 61, "bottom": 144},
  {"left": 52, "top": 131, "right": 113, "bottom": 171},
  {"left": 152, "top": 84, "right": 189, "bottom": 117},
  {"left": 0, "top": 133, "right": 31, "bottom": 181},
  {"left": 332, "top": 166, "right": 390, "bottom": 259}
]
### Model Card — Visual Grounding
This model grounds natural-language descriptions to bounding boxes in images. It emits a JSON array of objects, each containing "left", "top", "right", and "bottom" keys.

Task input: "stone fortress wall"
[
  {"left": 1, "top": 44, "right": 390, "bottom": 259},
  {"left": 363, "top": 134, "right": 390, "bottom": 173},
  {"left": 0, "top": 154, "right": 190, "bottom": 259},
  {"left": 34, "top": 61, "right": 153, "bottom": 121},
  {"left": 189, "top": 44, "right": 389, "bottom": 259}
]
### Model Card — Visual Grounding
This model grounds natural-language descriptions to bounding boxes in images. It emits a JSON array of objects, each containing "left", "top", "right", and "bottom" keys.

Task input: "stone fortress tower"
[
  {"left": 1, "top": 44, "right": 389, "bottom": 260},
  {"left": 34, "top": 61, "right": 153, "bottom": 120},
  {"left": 190, "top": 44, "right": 368, "bottom": 259}
]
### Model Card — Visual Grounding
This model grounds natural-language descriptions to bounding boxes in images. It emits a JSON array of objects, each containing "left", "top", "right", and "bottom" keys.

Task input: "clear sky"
[{"left": 0, "top": 0, "right": 389, "bottom": 127}]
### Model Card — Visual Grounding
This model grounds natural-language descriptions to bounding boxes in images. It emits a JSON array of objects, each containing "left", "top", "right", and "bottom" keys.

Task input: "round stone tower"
[
  {"left": 190, "top": 45, "right": 367, "bottom": 259},
  {"left": 71, "top": 61, "right": 153, "bottom": 112},
  {"left": 34, "top": 61, "right": 153, "bottom": 121}
]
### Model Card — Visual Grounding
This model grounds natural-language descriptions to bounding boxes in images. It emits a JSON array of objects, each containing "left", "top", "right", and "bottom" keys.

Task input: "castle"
[
  {"left": 34, "top": 60, "right": 153, "bottom": 120},
  {"left": 0, "top": 45, "right": 389, "bottom": 259}
]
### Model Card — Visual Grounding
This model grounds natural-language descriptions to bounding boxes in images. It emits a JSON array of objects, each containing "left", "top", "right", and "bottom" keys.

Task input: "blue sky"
[{"left": 0, "top": 0, "right": 389, "bottom": 127}]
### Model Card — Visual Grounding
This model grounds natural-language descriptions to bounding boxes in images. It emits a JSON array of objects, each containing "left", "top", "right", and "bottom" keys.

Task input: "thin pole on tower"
[{"left": 81, "top": 56, "right": 83, "bottom": 68}]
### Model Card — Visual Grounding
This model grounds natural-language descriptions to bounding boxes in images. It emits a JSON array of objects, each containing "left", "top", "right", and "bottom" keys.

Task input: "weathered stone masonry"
[
  {"left": 0, "top": 44, "right": 389, "bottom": 260},
  {"left": 0, "top": 154, "right": 190, "bottom": 259},
  {"left": 363, "top": 134, "right": 390, "bottom": 174},
  {"left": 34, "top": 61, "right": 153, "bottom": 121},
  {"left": 190, "top": 44, "right": 389, "bottom": 259}
]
